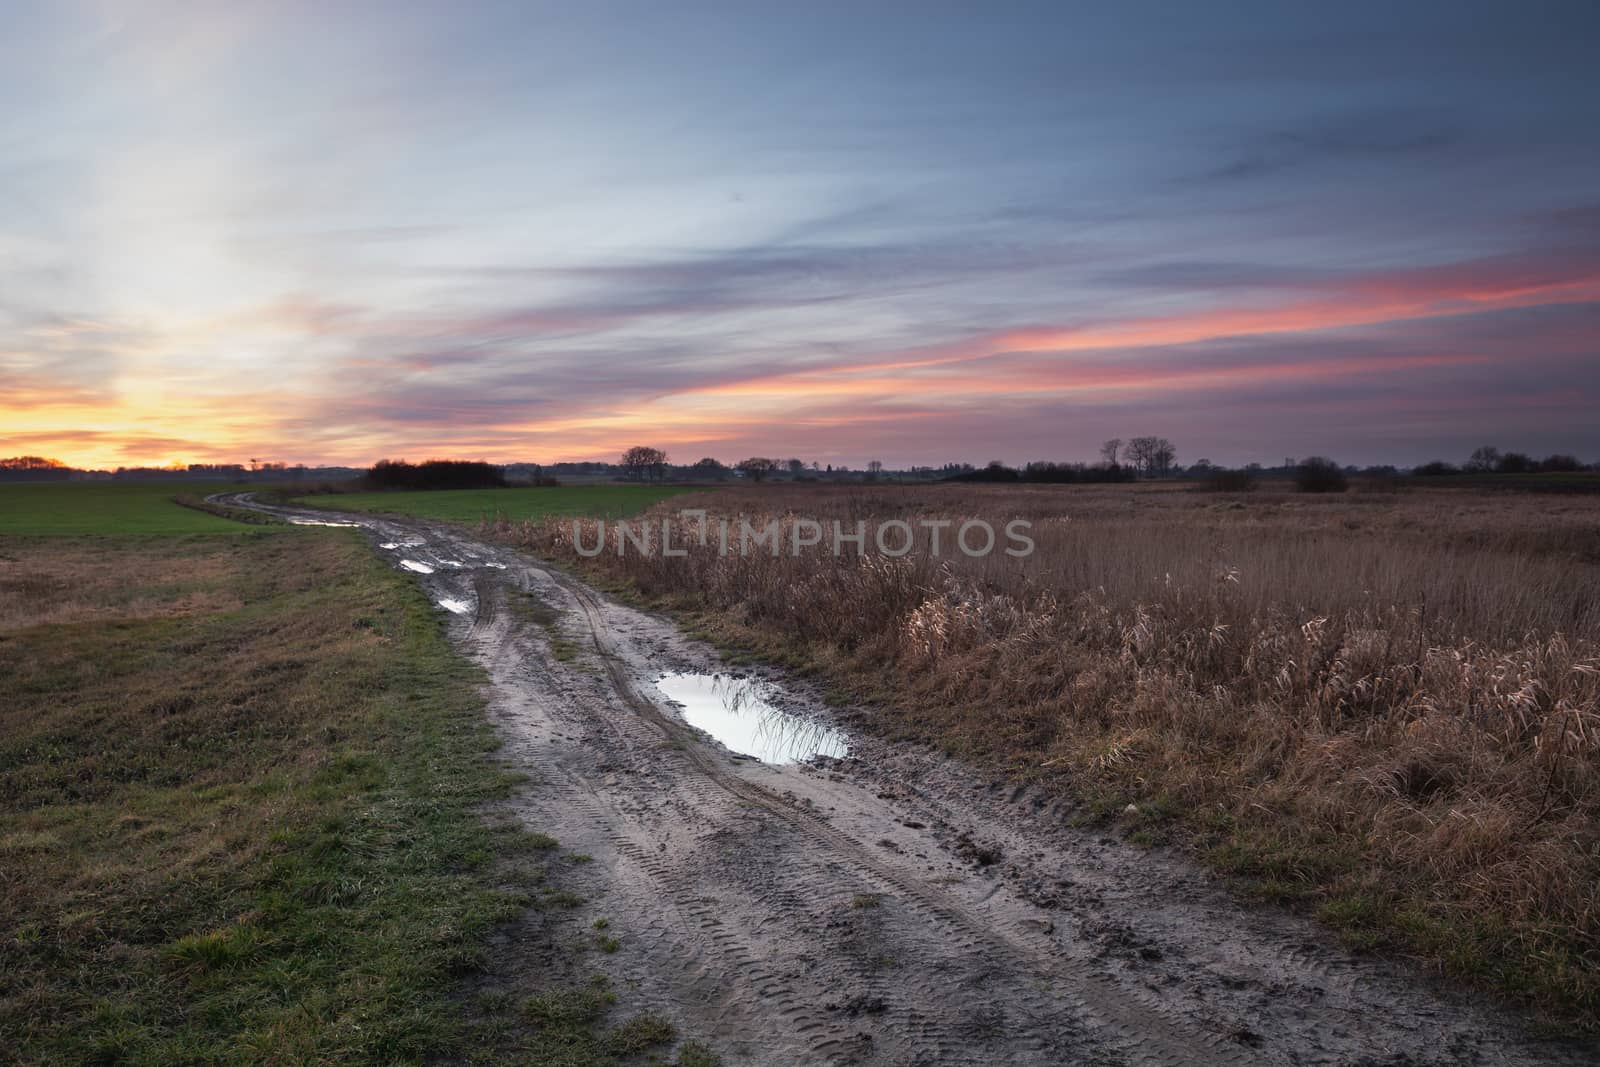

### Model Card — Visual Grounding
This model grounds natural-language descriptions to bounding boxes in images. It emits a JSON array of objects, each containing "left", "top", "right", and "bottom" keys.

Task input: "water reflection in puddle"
[
  {"left": 437, "top": 598, "right": 472, "bottom": 614},
  {"left": 289, "top": 517, "right": 362, "bottom": 527},
  {"left": 400, "top": 560, "right": 435, "bottom": 574},
  {"left": 655, "top": 672, "right": 848, "bottom": 765}
]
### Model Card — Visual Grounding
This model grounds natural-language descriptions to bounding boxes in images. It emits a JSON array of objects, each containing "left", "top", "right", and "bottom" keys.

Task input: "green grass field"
[
  {"left": 0, "top": 501, "right": 708, "bottom": 1064},
  {"left": 0, "top": 482, "right": 248, "bottom": 535},
  {"left": 292, "top": 484, "right": 689, "bottom": 524}
]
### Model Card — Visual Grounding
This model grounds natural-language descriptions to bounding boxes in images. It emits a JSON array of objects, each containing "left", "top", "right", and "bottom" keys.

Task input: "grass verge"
[{"left": 0, "top": 528, "right": 681, "bottom": 1064}]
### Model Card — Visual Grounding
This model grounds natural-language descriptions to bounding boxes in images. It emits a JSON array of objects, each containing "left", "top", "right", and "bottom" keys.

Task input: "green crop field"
[
  {"left": 0, "top": 482, "right": 250, "bottom": 536},
  {"left": 293, "top": 484, "right": 690, "bottom": 523}
]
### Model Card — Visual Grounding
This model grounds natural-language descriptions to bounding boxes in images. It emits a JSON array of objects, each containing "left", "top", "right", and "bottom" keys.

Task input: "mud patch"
[{"left": 655, "top": 672, "right": 848, "bottom": 765}]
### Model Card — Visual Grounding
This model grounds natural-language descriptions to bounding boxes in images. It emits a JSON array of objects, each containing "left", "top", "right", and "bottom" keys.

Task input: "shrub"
[
  {"left": 364, "top": 459, "right": 506, "bottom": 491},
  {"left": 1295, "top": 456, "right": 1349, "bottom": 493}
]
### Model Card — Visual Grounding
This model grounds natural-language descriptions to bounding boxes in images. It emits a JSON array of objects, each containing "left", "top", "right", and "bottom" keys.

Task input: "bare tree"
[
  {"left": 1123, "top": 436, "right": 1177, "bottom": 476},
  {"left": 786, "top": 458, "right": 805, "bottom": 476},
  {"left": 620, "top": 445, "right": 668, "bottom": 481},
  {"left": 1152, "top": 438, "right": 1176, "bottom": 476},
  {"left": 1099, "top": 438, "right": 1122, "bottom": 466},
  {"left": 1123, "top": 437, "right": 1155, "bottom": 475},
  {"left": 866, "top": 459, "right": 884, "bottom": 479},
  {"left": 1466, "top": 445, "right": 1501, "bottom": 473},
  {"left": 735, "top": 457, "right": 778, "bottom": 482}
]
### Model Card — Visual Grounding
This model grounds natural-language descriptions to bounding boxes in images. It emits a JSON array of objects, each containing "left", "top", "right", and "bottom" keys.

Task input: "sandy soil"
[{"left": 219, "top": 493, "right": 1598, "bottom": 1066}]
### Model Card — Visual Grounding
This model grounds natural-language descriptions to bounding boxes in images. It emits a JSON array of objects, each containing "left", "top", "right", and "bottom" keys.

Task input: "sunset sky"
[{"left": 3, "top": 1, "right": 1598, "bottom": 470}]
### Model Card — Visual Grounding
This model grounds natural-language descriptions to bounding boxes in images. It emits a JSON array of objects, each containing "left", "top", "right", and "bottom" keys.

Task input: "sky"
[{"left": 3, "top": 0, "right": 1598, "bottom": 471}]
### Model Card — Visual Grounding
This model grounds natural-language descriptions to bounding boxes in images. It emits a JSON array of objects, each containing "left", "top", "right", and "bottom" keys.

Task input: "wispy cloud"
[{"left": 3, "top": 3, "right": 1599, "bottom": 468}]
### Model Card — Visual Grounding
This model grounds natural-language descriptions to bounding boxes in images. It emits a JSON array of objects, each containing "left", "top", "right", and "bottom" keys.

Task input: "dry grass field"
[{"left": 491, "top": 483, "right": 1600, "bottom": 1021}]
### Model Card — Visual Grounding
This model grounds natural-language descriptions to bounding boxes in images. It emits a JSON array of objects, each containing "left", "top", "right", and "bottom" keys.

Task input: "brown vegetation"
[
  {"left": 0, "top": 538, "right": 243, "bottom": 629},
  {"left": 487, "top": 483, "right": 1600, "bottom": 1020}
]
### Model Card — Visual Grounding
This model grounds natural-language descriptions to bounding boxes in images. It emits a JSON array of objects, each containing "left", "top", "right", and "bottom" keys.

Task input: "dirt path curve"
[{"left": 219, "top": 493, "right": 1594, "bottom": 1066}]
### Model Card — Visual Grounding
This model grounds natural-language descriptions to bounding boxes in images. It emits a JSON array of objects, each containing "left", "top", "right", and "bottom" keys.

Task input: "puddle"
[
  {"left": 381, "top": 540, "right": 425, "bottom": 550},
  {"left": 437, "top": 598, "right": 472, "bottom": 614},
  {"left": 483, "top": 562, "right": 508, "bottom": 569},
  {"left": 289, "top": 517, "right": 361, "bottom": 527},
  {"left": 655, "top": 672, "right": 848, "bottom": 765},
  {"left": 400, "top": 560, "right": 435, "bottom": 574}
]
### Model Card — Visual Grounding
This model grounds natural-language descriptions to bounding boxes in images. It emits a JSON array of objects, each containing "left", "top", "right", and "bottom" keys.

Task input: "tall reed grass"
[{"left": 490, "top": 484, "right": 1600, "bottom": 1019}]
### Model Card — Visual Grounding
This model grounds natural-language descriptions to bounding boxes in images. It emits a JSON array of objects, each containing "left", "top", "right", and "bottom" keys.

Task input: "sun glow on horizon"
[{"left": 4, "top": 4, "right": 1598, "bottom": 470}]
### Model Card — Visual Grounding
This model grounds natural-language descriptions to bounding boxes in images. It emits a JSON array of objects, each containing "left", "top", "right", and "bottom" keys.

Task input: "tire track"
[{"left": 542, "top": 565, "right": 1253, "bottom": 1067}]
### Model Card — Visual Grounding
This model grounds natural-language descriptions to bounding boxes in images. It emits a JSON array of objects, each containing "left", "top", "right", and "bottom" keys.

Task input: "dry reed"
[{"left": 488, "top": 483, "right": 1600, "bottom": 1018}]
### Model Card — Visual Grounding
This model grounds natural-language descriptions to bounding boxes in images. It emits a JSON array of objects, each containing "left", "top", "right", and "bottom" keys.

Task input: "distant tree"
[
  {"left": 620, "top": 445, "right": 668, "bottom": 482},
  {"left": 1494, "top": 452, "right": 1534, "bottom": 474},
  {"left": 786, "top": 458, "right": 805, "bottom": 476},
  {"left": 1466, "top": 445, "right": 1501, "bottom": 473},
  {"left": 1153, "top": 439, "right": 1176, "bottom": 475},
  {"left": 1294, "top": 456, "right": 1348, "bottom": 493},
  {"left": 736, "top": 457, "right": 779, "bottom": 482},
  {"left": 1123, "top": 436, "right": 1177, "bottom": 476},
  {"left": 1123, "top": 437, "right": 1155, "bottom": 475},
  {"left": 866, "top": 459, "right": 884, "bottom": 480},
  {"left": 948, "top": 460, "right": 1020, "bottom": 483},
  {"left": 1413, "top": 461, "right": 1459, "bottom": 476},
  {"left": 1538, "top": 454, "right": 1582, "bottom": 472},
  {"left": 692, "top": 457, "right": 726, "bottom": 480},
  {"left": 1099, "top": 438, "right": 1123, "bottom": 466},
  {"left": 0, "top": 455, "right": 72, "bottom": 482},
  {"left": 365, "top": 459, "right": 506, "bottom": 491}
]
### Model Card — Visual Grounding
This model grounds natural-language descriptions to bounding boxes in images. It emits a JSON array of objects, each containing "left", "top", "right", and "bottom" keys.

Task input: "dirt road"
[{"left": 222, "top": 494, "right": 1593, "bottom": 1066}]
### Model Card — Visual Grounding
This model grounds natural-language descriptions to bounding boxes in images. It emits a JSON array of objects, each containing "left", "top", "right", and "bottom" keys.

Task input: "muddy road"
[{"left": 222, "top": 494, "right": 1593, "bottom": 1066}]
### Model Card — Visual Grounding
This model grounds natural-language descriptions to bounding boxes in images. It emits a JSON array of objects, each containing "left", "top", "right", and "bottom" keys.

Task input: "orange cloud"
[
  {"left": 7, "top": 250, "right": 1598, "bottom": 469},
  {"left": 681, "top": 257, "right": 1600, "bottom": 404}
]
